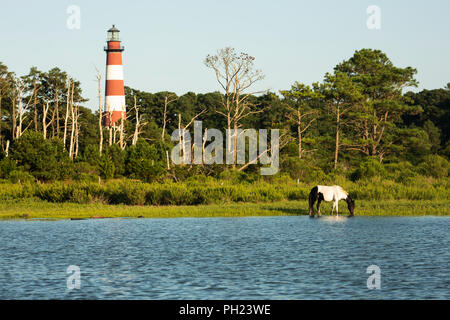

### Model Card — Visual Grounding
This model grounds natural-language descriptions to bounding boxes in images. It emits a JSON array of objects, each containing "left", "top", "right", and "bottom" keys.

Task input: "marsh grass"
[
  {"left": 0, "top": 176, "right": 448, "bottom": 206},
  {"left": 0, "top": 176, "right": 448, "bottom": 219},
  {"left": 0, "top": 198, "right": 448, "bottom": 220}
]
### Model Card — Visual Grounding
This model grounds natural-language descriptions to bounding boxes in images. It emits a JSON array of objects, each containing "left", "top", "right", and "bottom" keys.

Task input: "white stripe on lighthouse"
[
  {"left": 106, "top": 65, "right": 124, "bottom": 80},
  {"left": 105, "top": 96, "right": 126, "bottom": 112}
]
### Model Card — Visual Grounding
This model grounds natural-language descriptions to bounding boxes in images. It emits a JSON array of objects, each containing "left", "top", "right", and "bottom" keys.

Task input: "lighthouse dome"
[{"left": 107, "top": 25, "right": 120, "bottom": 41}]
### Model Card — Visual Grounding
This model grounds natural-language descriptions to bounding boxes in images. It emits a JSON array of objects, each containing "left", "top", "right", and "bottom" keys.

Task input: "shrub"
[
  {"left": 9, "top": 170, "right": 35, "bottom": 184},
  {"left": 82, "top": 144, "right": 101, "bottom": 167},
  {"left": 98, "top": 154, "right": 115, "bottom": 180},
  {"left": 351, "top": 158, "right": 386, "bottom": 181},
  {"left": 36, "top": 182, "right": 71, "bottom": 202},
  {"left": 106, "top": 144, "right": 126, "bottom": 177},
  {"left": 281, "top": 157, "right": 328, "bottom": 183},
  {"left": 385, "top": 161, "right": 418, "bottom": 183},
  {"left": 10, "top": 131, "right": 73, "bottom": 181},
  {"left": 70, "top": 188, "right": 92, "bottom": 204},
  {"left": 419, "top": 155, "right": 449, "bottom": 178},
  {"left": 126, "top": 141, "right": 165, "bottom": 182},
  {"left": 74, "top": 173, "right": 98, "bottom": 183},
  {"left": 0, "top": 158, "right": 18, "bottom": 178},
  {"left": 0, "top": 182, "right": 35, "bottom": 200},
  {"left": 218, "top": 169, "right": 257, "bottom": 184}
]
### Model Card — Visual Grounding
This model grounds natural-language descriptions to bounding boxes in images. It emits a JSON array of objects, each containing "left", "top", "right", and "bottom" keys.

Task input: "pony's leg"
[
  {"left": 309, "top": 196, "right": 315, "bottom": 217},
  {"left": 336, "top": 200, "right": 339, "bottom": 216},
  {"left": 317, "top": 198, "right": 322, "bottom": 217},
  {"left": 331, "top": 202, "right": 335, "bottom": 215}
]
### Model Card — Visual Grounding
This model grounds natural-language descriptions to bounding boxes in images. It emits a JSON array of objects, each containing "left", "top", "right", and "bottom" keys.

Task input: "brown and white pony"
[{"left": 308, "top": 185, "right": 355, "bottom": 217}]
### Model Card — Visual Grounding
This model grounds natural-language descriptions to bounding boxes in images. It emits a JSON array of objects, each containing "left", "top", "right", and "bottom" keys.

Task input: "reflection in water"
[
  {"left": 0, "top": 216, "right": 448, "bottom": 299},
  {"left": 318, "top": 216, "right": 348, "bottom": 223}
]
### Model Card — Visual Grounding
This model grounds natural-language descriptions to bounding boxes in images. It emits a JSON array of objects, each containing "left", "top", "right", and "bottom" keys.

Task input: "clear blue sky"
[{"left": 1, "top": 0, "right": 449, "bottom": 110}]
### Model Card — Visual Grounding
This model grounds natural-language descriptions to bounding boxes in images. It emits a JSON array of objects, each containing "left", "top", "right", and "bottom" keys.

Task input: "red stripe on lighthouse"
[
  {"left": 107, "top": 41, "right": 122, "bottom": 50},
  {"left": 105, "top": 80, "right": 125, "bottom": 96},
  {"left": 107, "top": 52, "right": 123, "bottom": 65}
]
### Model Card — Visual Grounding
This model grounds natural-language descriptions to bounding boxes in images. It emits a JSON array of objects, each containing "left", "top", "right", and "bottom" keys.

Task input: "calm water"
[{"left": 0, "top": 216, "right": 448, "bottom": 299}]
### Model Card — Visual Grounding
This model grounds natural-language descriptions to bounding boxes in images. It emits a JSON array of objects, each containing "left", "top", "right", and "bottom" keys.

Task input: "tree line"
[{"left": 0, "top": 48, "right": 448, "bottom": 184}]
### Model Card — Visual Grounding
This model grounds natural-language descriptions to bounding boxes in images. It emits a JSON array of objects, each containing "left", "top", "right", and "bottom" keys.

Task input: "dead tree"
[
  {"left": 5, "top": 140, "right": 10, "bottom": 158},
  {"left": 63, "top": 78, "right": 72, "bottom": 148},
  {"left": 74, "top": 105, "right": 81, "bottom": 158},
  {"left": 12, "top": 77, "right": 34, "bottom": 139},
  {"left": 69, "top": 100, "right": 76, "bottom": 159},
  {"left": 118, "top": 105, "right": 125, "bottom": 149},
  {"left": 96, "top": 69, "right": 103, "bottom": 154},
  {"left": 67, "top": 101, "right": 81, "bottom": 159},
  {"left": 205, "top": 47, "right": 265, "bottom": 167},
  {"left": 0, "top": 71, "right": 12, "bottom": 147},
  {"left": 107, "top": 104, "right": 113, "bottom": 146},
  {"left": 161, "top": 94, "right": 177, "bottom": 142},
  {"left": 32, "top": 80, "right": 39, "bottom": 132},
  {"left": 177, "top": 109, "right": 206, "bottom": 164},
  {"left": 132, "top": 95, "right": 148, "bottom": 146},
  {"left": 42, "top": 101, "right": 55, "bottom": 139},
  {"left": 238, "top": 132, "right": 292, "bottom": 172}
]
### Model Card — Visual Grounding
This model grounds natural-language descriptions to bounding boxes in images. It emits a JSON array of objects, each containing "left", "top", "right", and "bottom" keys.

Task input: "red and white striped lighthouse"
[{"left": 104, "top": 25, "right": 125, "bottom": 126}]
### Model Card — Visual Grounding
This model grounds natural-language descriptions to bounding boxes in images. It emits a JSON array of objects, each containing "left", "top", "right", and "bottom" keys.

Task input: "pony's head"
[{"left": 346, "top": 195, "right": 355, "bottom": 216}]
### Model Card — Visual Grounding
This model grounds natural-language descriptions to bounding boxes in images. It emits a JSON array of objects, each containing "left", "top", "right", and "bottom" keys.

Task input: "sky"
[{"left": 1, "top": 0, "right": 449, "bottom": 111}]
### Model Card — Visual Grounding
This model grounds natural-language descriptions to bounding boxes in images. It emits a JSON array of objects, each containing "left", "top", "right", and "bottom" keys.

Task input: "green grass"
[
  {"left": 0, "top": 198, "right": 448, "bottom": 220},
  {"left": 0, "top": 176, "right": 448, "bottom": 220}
]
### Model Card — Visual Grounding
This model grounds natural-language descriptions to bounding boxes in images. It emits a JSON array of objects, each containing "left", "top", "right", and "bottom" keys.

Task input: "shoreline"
[{"left": 0, "top": 199, "right": 448, "bottom": 221}]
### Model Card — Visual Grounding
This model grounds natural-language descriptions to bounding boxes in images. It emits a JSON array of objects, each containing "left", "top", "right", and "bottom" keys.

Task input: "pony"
[{"left": 308, "top": 185, "right": 355, "bottom": 217}]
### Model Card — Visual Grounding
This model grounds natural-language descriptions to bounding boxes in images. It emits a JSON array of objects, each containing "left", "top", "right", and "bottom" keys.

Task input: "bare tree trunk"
[
  {"left": 119, "top": 104, "right": 125, "bottom": 150},
  {"left": 178, "top": 114, "right": 184, "bottom": 163},
  {"left": 55, "top": 88, "right": 60, "bottom": 138},
  {"left": 16, "top": 85, "right": 23, "bottom": 139},
  {"left": 202, "top": 128, "right": 208, "bottom": 164},
  {"left": 97, "top": 72, "right": 103, "bottom": 154},
  {"left": 74, "top": 105, "right": 80, "bottom": 158},
  {"left": 132, "top": 95, "right": 139, "bottom": 146},
  {"left": 33, "top": 82, "right": 38, "bottom": 131},
  {"left": 14, "top": 78, "right": 33, "bottom": 140},
  {"left": 43, "top": 102, "right": 55, "bottom": 140},
  {"left": 113, "top": 123, "right": 117, "bottom": 145},
  {"left": 108, "top": 122, "right": 113, "bottom": 146},
  {"left": 11, "top": 98, "right": 16, "bottom": 140},
  {"left": 176, "top": 110, "right": 206, "bottom": 164},
  {"left": 161, "top": 94, "right": 177, "bottom": 142},
  {"left": 162, "top": 96, "right": 168, "bottom": 142},
  {"left": 63, "top": 79, "right": 71, "bottom": 148},
  {"left": 166, "top": 150, "right": 170, "bottom": 170},
  {"left": 5, "top": 140, "right": 9, "bottom": 158},
  {"left": 43, "top": 102, "right": 49, "bottom": 139},
  {"left": 107, "top": 104, "right": 113, "bottom": 146},
  {"left": 69, "top": 98, "right": 75, "bottom": 159},
  {"left": 334, "top": 106, "right": 340, "bottom": 170}
]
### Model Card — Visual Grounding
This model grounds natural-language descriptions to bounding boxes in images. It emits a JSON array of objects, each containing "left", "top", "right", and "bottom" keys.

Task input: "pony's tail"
[{"left": 308, "top": 186, "right": 318, "bottom": 215}]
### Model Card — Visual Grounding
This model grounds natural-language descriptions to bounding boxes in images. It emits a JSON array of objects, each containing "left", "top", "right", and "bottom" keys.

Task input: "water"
[{"left": 0, "top": 216, "right": 448, "bottom": 299}]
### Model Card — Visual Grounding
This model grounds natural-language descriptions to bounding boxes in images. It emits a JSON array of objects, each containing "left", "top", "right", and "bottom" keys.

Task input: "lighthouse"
[{"left": 104, "top": 25, "right": 125, "bottom": 126}]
